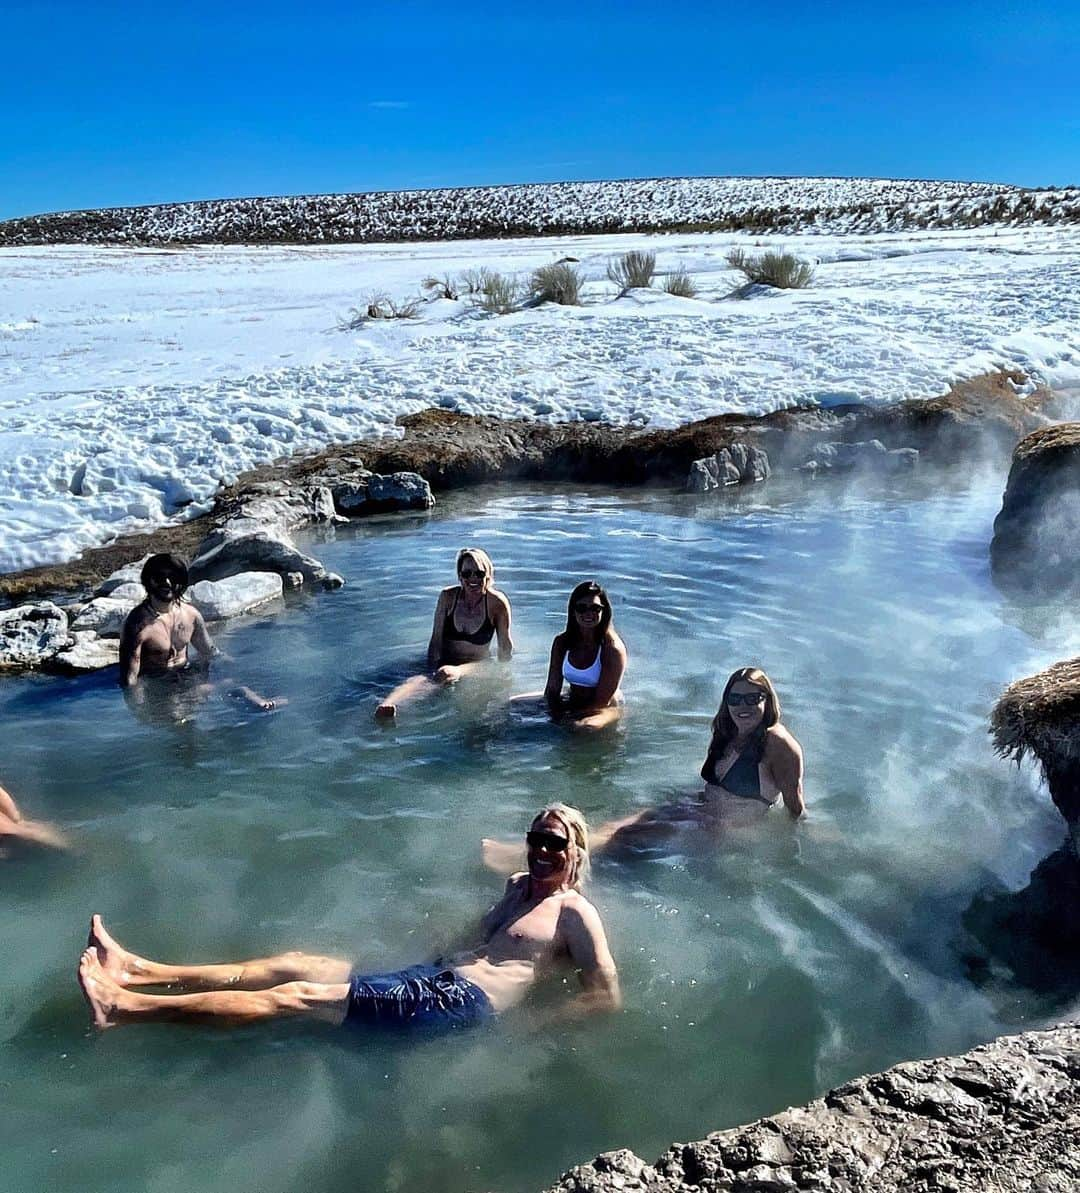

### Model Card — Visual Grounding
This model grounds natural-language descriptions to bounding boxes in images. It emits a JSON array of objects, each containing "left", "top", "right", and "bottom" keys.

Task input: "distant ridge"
[{"left": 2, "top": 175, "right": 1078, "bottom": 246}]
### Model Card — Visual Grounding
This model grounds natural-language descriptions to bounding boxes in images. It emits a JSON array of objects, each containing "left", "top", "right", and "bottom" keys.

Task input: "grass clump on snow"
[
  {"left": 726, "top": 248, "right": 814, "bottom": 289},
  {"left": 422, "top": 274, "right": 459, "bottom": 301},
  {"left": 606, "top": 249, "right": 656, "bottom": 293},
  {"left": 338, "top": 292, "right": 420, "bottom": 328},
  {"left": 528, "top": 262, "right": 583, "bottom": 306},
  {"left": 662, "top": 266, "right": 698, "bottom": 298},
  {"left": 476, "top": 270, "right": 519, "bottom": 314}
]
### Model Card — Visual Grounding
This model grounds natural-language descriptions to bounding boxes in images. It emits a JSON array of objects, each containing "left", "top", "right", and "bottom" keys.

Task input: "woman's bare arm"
[
  {"left": 426, "top": 590, "right": 450, "bottom": 670},
  {"left": 492, "top": 591, "right": 514, "bottom": 662},
  {"left": 544, "top": 635, "right": 565, "bottom": 713},
  {"left": 768, "top": 726, "right": 805, "bottom": 818}
]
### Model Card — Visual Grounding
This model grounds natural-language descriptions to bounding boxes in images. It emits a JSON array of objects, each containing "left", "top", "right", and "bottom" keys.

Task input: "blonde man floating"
[{"left": 78, "top": 804, "right": 619, "bottom": 1034}]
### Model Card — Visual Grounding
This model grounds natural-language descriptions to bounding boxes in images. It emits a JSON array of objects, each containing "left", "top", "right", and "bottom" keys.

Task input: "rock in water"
[
  {"left": 70, "top": 595, "right": 138, "bottom": 638},
  {"left": 188, "top": 573, "right": 284, "bottom": 621},
  {"left": 797, "top": 439, "right": 919, "bottom": 475},
  {"left": 687, "top": 442, "right": 771, "bottom": 491},
  {"left": 48, "top": 630, "right": 121, "bottom": 673},
  {"left": 991, "top": 655, "right": 1080, "bottom": 848},
  {"left": 0, "top": 603, "right": 70, "bottom": 669},
  {"left": 990, "top": 422, "right": 1080, "bottom": 596}
]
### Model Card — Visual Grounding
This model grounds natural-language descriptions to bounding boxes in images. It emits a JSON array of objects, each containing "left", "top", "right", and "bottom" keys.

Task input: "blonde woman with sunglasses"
[{"left": 375, "top": 547, "right": 513, "bottom": 720}]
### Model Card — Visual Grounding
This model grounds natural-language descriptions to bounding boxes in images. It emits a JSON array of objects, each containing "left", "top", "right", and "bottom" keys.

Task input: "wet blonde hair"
[
  {"left": 457, "top": 547, "right": 494, "bottom": 590},
  {"left": 532, "top": 802, "right": 591, "bottom": 891}
]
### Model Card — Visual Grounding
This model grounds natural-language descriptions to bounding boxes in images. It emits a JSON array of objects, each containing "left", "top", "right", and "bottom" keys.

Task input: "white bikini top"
[{"left": 563, "top": 645, "right": 603, "bottom": 687}]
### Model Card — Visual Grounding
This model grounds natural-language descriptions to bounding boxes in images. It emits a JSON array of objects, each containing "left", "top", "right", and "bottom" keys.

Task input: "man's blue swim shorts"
[{"left": 343, "top": 964, "right": 494, "bottom": 1033}]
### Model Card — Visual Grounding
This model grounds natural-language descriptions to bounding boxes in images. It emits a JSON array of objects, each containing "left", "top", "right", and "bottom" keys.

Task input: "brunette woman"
[{"left": 539, "top": 580, "right": 627, "bottom": 733}]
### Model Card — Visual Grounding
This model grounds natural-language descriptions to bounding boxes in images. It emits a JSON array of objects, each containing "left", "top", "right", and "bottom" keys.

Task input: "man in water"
[
  {"left": 118, "top": 553, "right": 277, "bottom": 711},
  {"left": 78, "top": 803, "right": 620, "bottom": 1031}
]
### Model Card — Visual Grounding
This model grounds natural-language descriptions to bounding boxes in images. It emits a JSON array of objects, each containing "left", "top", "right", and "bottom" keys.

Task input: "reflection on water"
[{"left": 2, "top": 474, "right": 1078, "bottom": 1193}]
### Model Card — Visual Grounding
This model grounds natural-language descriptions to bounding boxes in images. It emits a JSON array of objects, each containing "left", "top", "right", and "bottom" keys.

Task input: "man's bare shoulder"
[
  {"left": 556, "top": 889, "right": 602, "bottom": 923},
  {"left": 121, "top": 602, "right": 157, "bottom": 639}
]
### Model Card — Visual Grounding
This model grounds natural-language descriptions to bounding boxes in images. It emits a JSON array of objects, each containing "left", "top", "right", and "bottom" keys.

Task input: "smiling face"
[
  {"left": 526, "top": 812, "right": 574, "bottom": 888},
  {"left": 726, "top": 681, "right": 768, "bottom": 735},
  {"left": 457, "top": 553, "right": 489, "bottom": 595}
]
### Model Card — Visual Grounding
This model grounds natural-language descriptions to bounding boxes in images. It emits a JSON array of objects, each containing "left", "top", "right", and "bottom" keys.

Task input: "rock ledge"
[{"left": 545, "top": 1022, "right": 1080, "bottom": 1193}]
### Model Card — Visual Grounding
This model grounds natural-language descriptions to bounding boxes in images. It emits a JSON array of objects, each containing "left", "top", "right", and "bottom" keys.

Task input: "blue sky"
[{"left": 2, "top": 0, "right": 1077, "bottom": 219}]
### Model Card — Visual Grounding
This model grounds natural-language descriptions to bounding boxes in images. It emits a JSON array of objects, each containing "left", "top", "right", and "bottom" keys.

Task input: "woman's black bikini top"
[
  {"left": 701, "top": 729, "right": 770, "bottom": 802},
  {"left": 443, "top": 592, "right": 495, "bottom": 647}
]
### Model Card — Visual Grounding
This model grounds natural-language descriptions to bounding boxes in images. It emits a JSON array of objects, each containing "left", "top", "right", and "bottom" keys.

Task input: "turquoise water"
[{"left": 2, "top": 474, "right": 1077, "bottom": 1193}]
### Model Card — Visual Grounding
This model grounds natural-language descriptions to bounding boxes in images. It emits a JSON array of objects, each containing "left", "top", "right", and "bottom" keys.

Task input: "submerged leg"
[
  {"left": 567, "top": 706, "right": 622, "bottom": 734},
  {"left": 79, "top": 948, "right": 349, "bottom": 1029},
  {"left": 87, "top": 915, "right": 351, "bottom": 991},
  {"left": 375, "top": 673, "right": 437, "bottom": 720}
]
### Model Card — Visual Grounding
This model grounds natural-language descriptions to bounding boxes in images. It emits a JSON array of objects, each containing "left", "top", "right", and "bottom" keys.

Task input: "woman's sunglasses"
[
  {"left": 526, "top": 830, "right": 570, "bottom": 852},
  {"left": 727, "top": 691, "right": 766, "bottom": 707},
  {"left": 459, "top": 568, "right": 484, "bottom": 580},
  {"left": 574, "top": 603, "right": 603, "bottom": 614}
]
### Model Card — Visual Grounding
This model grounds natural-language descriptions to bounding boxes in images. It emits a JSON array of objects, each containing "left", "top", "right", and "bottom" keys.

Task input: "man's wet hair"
[{"left": 140, "top": 553, "right": 190, "bottom": 597}]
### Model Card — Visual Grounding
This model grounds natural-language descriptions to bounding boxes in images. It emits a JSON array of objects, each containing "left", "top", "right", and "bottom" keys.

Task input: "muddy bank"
[
  {"left": 544, "top": 1022, "right": 1080, "bottom": 1193},
  {"left": 0, "top": 371, "right": 1047, "bottom": 605}
]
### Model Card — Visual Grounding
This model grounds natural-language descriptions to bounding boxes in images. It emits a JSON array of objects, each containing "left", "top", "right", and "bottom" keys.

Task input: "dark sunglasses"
[
  {"left": 574, "top": 602, "right": 603, "bottom": 614},
  {"left": 727, "top": 691, "right": 766, "bottom": 707},
  {"left": 526, "top": 830, "right": 570, "bottom": 852},
  {"left": 459, "top": 568, "right": 484, "bottom": 580}
]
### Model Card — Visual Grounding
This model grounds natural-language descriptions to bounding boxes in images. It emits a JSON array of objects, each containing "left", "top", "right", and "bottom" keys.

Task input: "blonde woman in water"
[{"left": 376, "top": 548, "right": 513, "bottom": 719}]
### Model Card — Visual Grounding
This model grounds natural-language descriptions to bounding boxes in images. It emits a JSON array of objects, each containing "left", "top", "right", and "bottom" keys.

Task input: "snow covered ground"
[{"left": 1, "top": 225, "right": 1079, "bottom": 573}]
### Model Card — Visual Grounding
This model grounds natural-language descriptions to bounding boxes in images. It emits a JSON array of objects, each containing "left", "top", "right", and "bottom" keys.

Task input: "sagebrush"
[
  {"left": 422, "top": 274, "right": 459, "bottom": 301},
  {"left": 476, "top": 270, "right": 518, "bottom": 314},
  {"left": 528, "top": 262, "right": 583, "bottom": 306},
  {"left": 726, "top": 248, "right": 813, "bottom": 289},
  {"left": 338, "top": 292, "right": 420, "bottom": 328},
  {"left": 662, "top": 267, "right": 698, "bottom": 297},
  {"left": 607, "top": 249, "right": 656, "bottom": 292}
]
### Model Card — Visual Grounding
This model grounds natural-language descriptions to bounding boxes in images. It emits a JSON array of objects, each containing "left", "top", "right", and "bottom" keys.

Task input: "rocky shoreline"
[
  {"left": 0, "top": 370, "right": 1051, "bottom": 608},
  {"left": 543, "top": 1022, "right": 1080, "bottom": 1193}
]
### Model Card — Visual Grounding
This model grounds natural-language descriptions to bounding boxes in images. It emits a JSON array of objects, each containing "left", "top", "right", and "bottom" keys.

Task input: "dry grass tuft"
[
  {"left": 726, "top": 248, "right": 814, "bottom": 289},
  {"left": 662, "top": 266, "right": 698, "bottom": 298},
  {"left": 528, "top": 262, "right": 583, "bottom": 306},
  {"left": 338, "top": 292, "right": 420, "bottom": 328},
  {"left": 607, "top": 250, "right": 656, "bottom": 293},
  {"left": 990, "top": 656, "right": 1080, "bottom": 770}
]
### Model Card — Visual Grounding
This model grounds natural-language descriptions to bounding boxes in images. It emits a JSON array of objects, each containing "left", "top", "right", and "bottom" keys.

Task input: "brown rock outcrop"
[
  {"left": 545, "top": 1023, "right": 1080, "bottom": 1193},
  {"left": 992, "top": 655, "right": 1080, "bottom": 842},
  {"left": 990, "top": 422, "right": 1080, "bottom": 595}
]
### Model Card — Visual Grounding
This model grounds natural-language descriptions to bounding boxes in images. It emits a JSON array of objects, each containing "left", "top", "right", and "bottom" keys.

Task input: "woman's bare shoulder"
[
  {"left": 765, "top": 722, "right": 802, "bottom": 756},
  {"left": 488, "top": 588, "right": 512, "bottom": 611},
  {"left": 605, "top": 630, "right": 628, "bottom": 656}
]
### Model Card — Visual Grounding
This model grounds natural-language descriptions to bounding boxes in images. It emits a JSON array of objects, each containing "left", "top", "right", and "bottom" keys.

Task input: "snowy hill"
[{"left": 2, "top": 176, "right": 1079, "bottom": 246}]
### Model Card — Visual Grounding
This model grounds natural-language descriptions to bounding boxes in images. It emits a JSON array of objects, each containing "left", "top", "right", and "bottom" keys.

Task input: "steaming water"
[{"left": 2, "top": 473, "right": 1078, "bottom": 1193}]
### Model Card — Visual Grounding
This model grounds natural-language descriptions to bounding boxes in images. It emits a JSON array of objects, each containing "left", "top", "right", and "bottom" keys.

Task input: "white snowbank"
[{"left": 1, "top": 225, "right": 1078, "bottom": 572}]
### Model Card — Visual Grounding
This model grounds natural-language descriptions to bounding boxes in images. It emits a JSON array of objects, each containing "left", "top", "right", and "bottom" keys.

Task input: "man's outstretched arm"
[{"left": 560, "top": 896, "right": 622, "bottom": 1016}]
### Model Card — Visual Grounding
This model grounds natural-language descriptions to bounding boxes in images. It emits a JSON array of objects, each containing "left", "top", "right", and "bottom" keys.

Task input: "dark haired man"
[{"left": 119, "top": 553, "right": 278, "bottom": 711}]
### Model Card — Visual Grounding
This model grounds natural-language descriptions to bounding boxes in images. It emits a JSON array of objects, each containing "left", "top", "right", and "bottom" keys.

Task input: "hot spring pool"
[{"left": 1, "top": 472, "right": 1077, "bottom": 1193}]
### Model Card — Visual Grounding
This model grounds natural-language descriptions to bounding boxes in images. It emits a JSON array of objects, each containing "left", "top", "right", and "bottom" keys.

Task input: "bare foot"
[
  {"left": 481, "top": 837, "right": 524, "bottom": 875},
  {"left": 229, "top": 686, "right": 285, "bottom": 713},
  {"left": 374, "top": 702, "right": 397, "bottom": 720},
  {"left": 78, "top": 947, "right": 125, "bottom": 1029},
  {"left": 87, "top": 914, "right": 152, "bottom": 987}
]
